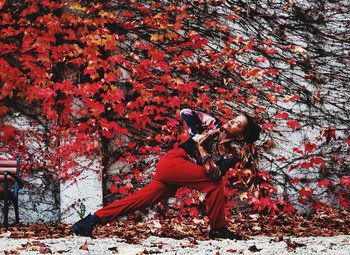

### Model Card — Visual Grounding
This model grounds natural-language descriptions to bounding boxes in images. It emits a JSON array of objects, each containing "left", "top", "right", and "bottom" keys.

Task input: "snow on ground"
[{"left": 0, "top": 235, "right": 350, "bottom": 255}]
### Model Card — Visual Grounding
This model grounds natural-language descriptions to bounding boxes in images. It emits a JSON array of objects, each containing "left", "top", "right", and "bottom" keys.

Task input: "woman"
[{"left": 71, "top": 108, "right": 261, "bottom": 239}]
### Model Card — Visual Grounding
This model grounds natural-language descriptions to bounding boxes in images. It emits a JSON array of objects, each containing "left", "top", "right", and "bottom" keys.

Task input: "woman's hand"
[
  {"left": 193, "top": 128, "right": 220, "bottom": 158},
  {"left": 195, "top": 128, "right": 220, "bottom": 147},
  {"left": 192, "top": 128, "right": 222, "bottom": 181}
]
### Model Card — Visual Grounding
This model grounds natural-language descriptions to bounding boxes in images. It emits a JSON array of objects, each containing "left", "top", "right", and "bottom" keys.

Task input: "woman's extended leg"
[
  {"left": 95, "top": 180, "right": 177, "bottom": 224},
  {"left": 71, "top": 179, "right": 177, "bottom": 236}
]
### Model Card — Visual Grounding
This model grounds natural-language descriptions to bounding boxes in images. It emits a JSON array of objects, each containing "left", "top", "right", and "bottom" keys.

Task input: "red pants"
[{"left": 95, "top": 148, "right": 226, "bottom": 229}]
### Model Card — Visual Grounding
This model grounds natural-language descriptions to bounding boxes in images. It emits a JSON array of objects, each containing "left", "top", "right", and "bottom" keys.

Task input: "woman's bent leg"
[{"left": 155, "top": 148, "right": 227, "bottom": 230}]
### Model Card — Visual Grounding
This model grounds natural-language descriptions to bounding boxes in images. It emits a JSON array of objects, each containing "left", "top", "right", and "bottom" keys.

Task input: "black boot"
[
  {"left": 209, "top": 227, "right": 242, "bottom": 240},
  {"left": 70, "top": 213, "right": 101, "bottom": 237}
]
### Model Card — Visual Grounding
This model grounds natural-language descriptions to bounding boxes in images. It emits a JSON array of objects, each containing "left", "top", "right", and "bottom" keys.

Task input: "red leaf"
[
  {"left": 189, "top": 207, "right": 199, "bottom": 217},
  {"left": 85, "top": 100, "right": 105, "bottom": 118},
  {"left": 300, "top": 161, "right": 313, "bottom": 170},
  {"left": 178, "top": 82, "right": 199, "bottom": 94},
  {"left": 346, "top": 136, "right": 350, "bottom": 146},
  {"left": 283, "top": 203, "right": 296, "bottom": 215},
  {"left": 226, "top": 200, "right": 235, "bottom": 208},
  {"left": 1, "top": 125, "right": 16, "bottom": 138},
  {"left": 189, "top": 34, "right": 208, "bottom": 49},
  {"left": 262, "top": 38, "right": 273, "bottom": 46},
  {"left": 166, "top": 119, "right": 179, "bottom": 128},
  {"left": 248, "top": 68, "right": 262, "bottom": 77},
  {"left": 257, "top": 171, "right": 270, "bottom": 181},
  {"left": 109, "top": 184, "right": 118, "bottom": 194},
  {"left": 292, "top": 147, "right": 303, "bottom": 155},
  {"left": 245, "top": 38, "right": 254, "bottom": 50},
  {"left": 266, "top": 94, "right": 277, "bottom": 103},
  {"left": 112, "top": 176, "right": 122, "bottom": 183},
  {"left": 149, "top": 49, "right": 165, "bottom": 61},
  {"left": 287, "top": 120, "right": 300, "bottom": 130},
  {"left": 262, "top": 122, "right": 274, "bottom": 130},
  {"left": 340, "top": 176, "right": 350, "bottom": 185},
  {"left": 287, "top": 58, "right": 297, "bottom": 65},
  {"left": 198, "top": 93, "right": 211, "bottom": 108},
  {"left": 318, "top": 179, "right": 330, "bottom": 188},
  {"left": 266, "top": 68, "right": 279, "bottom": 75},
  {"left": 263, "top": 80, "right": 273, "bottom": 87},
  {"left": 118, "top": 185, "right": 129, "bottom": 195},
  {"left": 264, "top": 48, "right": 279, "bottom": 54},
  {"left": 184, "top": 197, "right": 193, "bottom": 206},
  {"left": 121, "top": 10, "right": 135, "bottom": 17},
  {"left": 339, "top": 194, "right": 349, "bottom": 208},
  {"left": 167, "top": 96, "right": 181, "bottom": 109},
  {"left": 321, "top": 128, "right": 336, "bottom": 141},
  {"left": 260, "top": 196, "right": 272, "bottom": 209},
  {"left": 254, "top": 107, "right": 266, "bottom": 114},
  {"left": 304, "top": 142, "right": 317, "bottom": 153},
  {"left": 39, "top": 247, "right": 52, "bottom": 254},
  {"left": 175, "top": 187, "right": 191, "bottom": 198},
  {"left": 0, "top": 105, "right": 8, "bottom": 115},
  {"left": 300, "top": 187, "right": 313, "bottom": 198},
  {"left": 312, "top": 157, "right": 325, "bottom": 166},
  {"left": 237, "top": 38, "right": 253, "bottom": 54},
  {"left": 0, "top": 0, "right": 6, "bottom": 10},
  {"left": 275, "top": 112, "right": 289, "bottom": 119},
  {"left": 255, "top": 56, "right": 268, "bottom": 63},
  {"left": 291, "top": 178, "right": 300, "bottom": 184}
]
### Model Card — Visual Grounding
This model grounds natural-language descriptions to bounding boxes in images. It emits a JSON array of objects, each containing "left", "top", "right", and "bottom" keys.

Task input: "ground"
[
  {"left": 1, "top": 235, "right": 350, "bottom": 254},
  {"left": 1, "top": 208, "right": 350, "bottom": 254}
]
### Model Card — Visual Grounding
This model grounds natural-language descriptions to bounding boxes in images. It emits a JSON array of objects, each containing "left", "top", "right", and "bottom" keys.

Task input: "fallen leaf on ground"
[
  {"left": 0, "top": 231, "right": 12, "bottom": 238},
  {"left": 285, "top": 238, "right": 306, "bottom": 252},
  {"left": 39, "top": 247, "right": 52, "bottom": 254},
  {"left": 4, "top": 250, "right": 19, "bottom": 255},
  {"left": 79, "top": 240, "right": 89, "bottom": 251},
  {"left": 248, "top": 245, "right": 262, "bottom": 252},
  {"left": 108, "top": 246, "right": 118, "bottom": 253}
]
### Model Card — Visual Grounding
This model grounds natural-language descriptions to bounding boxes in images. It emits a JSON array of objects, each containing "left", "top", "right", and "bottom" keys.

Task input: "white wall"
[{"left": 60, "top": 157, "right": 103, "bottom": 223}]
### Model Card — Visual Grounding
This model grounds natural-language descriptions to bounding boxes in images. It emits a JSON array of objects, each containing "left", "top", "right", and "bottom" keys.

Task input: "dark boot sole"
[{"left": 70, "top": 224, "right": 93, "bottom": 237}]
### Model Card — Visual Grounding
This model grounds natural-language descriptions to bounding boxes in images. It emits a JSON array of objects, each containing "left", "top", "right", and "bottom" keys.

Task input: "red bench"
[{"left": 0, "top": 158, "right": 22, "bottom": 229}]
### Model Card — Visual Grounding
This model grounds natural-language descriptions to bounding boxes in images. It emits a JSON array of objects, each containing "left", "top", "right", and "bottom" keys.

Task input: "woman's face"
[{"left": 222, "top": 115, "right": 248, "bottom": 139}]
